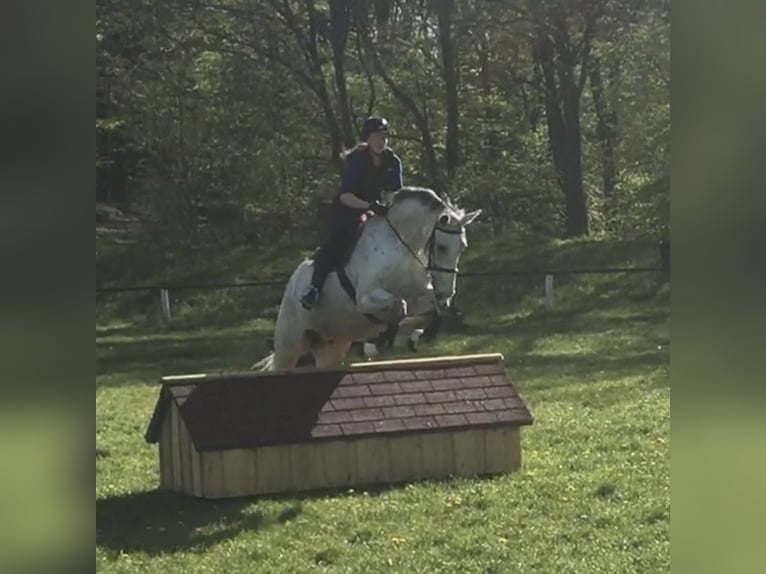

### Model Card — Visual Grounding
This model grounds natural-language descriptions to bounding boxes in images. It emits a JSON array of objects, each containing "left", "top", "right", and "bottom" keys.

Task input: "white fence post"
[
  {"left": 160, "top": 289, "right": 172, "bottom": 319},
  {"left": 544, "top": 274, "right": 554, "bottom": 310}
]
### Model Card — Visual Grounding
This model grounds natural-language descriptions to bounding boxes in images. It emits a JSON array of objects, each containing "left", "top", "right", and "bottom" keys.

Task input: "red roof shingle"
[{"left": 145, "top": 353, "right": 533, "bottom": 451}]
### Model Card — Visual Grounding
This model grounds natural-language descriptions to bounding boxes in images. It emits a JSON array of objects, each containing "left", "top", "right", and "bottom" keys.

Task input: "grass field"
[{"left": 96, "top": 236, "right": 670, "bottom": 573}]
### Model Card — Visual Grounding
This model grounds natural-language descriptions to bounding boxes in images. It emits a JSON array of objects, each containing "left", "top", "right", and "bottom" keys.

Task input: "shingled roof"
[{"left": 145, "top": 353, "right": 533, "bottom": 451}]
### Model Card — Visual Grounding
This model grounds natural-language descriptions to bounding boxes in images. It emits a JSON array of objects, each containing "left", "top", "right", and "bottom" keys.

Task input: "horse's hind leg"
[{"left": 313, "top": 340, "right": 352, "bottom": 368}]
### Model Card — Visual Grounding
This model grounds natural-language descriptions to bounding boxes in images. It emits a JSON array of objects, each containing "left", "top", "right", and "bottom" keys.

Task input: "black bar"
[
  {"left": 96, "top": 279, "right": 288, "bottom": 294},
  {"left": 457, "top": 267, "right": 664, "bottom": 278},
  {"left": 96, "top": 267, "right": 664, "bottom": 294}
]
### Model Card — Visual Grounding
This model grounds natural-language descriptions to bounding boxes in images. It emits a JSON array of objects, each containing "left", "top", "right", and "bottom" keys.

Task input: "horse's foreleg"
[
  {"left": 357, "top": 287, "right": 406, "bottom": 321},
  {"left": 409, "top": 289, "right": 438, "bottom": 317},
  {"left": 272, "top": 344, "right": 307, "bottom": 370},
  {"left": 313, "top": 340, "right": 352, "bottom": 368}
]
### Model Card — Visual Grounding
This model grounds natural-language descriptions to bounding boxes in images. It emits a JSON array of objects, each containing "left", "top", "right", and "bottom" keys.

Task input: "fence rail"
[
  {"left": 96, "top": 279, "right": 287, "bottom": 294},
  {"left": 96, "top": 266, "right": 665, "bottom": 295},
  {"left": 97, "top": 264, "right": 668, "bottom": 319}
]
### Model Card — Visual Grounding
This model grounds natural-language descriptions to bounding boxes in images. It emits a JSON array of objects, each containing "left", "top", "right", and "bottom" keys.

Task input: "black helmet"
[{"left": 360, "top": 116, "right": 389, "bottom": 140}]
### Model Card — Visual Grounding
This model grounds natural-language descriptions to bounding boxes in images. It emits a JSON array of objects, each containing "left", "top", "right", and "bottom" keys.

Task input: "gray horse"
[{"left": 254, "top": 187, "right": 480, "bottom": 370}]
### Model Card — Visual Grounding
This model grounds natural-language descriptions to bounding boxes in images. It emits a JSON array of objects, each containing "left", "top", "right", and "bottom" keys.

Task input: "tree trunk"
[
  {"left": 329, "top": 0, "right": 356, "bottom": 149},
  {"left": 533, "top": 4, "right": 591, "bottom": 238},
  {"left": 560, "top": 77, "right": 588, "bottom": 236},
  {"left": 302, "top": 0, "right": 344, "bottom": 167},
  {"left": 588, "top": 54, "right": 618, "bottom": 226},
  {"left": 476, "top": 32, "right": 501, "bottom": 160},
  {"left": 535, "top": 33, "right": 566, "bottom": 180},
  {"left": 96, "top": 77, "right": 129, "bottom": 205},
  {"left": 435, "top": 0, "right": 459, "bottom": 176}
]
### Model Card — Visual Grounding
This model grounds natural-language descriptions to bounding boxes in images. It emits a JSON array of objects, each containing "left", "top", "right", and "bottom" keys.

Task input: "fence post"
[
  {"left": 160, "top": 289, "right": 172, "bottom": 319},
  {"left": 544, "top": 274, "right": 554, "bottom": 310}
]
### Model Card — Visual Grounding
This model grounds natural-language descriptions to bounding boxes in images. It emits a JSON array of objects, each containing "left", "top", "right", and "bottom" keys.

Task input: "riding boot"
[
  {"left": 300, "top": 216, "right": 354, "bottom": 311},
  {"left": 300, "top": 254, "right": 331, "bottom": 310}
]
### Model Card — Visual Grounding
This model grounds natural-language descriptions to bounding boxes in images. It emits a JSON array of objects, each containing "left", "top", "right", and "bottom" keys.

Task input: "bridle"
[
  {"left": 426, "top": 224, "right": 462, "bottom": 275},
  {"left": 382, "top": 214, "right": 462, "bottom": 304}
]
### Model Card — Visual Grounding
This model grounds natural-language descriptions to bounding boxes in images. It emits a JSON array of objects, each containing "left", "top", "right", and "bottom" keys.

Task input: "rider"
[{"left": 300, "top": 116, "right": 403, "bottom": 310}]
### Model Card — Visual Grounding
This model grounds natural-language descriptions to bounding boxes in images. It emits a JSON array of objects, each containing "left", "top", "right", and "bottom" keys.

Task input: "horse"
[
  {"left": 253, "top": 186, "right": 481, "bottom": 370},
  {"left": 265, "top": 303, "right": 465, "bottom": 365},
  {"left": 355, "top": 296, "right": 467, "bottom": 357}
]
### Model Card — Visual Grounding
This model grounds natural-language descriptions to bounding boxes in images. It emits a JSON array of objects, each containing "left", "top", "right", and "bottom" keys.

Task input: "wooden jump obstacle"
[{"left": 144, "top": 353, "right": 533, "bottom": 499}]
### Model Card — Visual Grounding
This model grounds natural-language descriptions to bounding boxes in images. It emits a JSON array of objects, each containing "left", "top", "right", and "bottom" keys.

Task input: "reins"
[{"left": 382, "top": 214, "right": 461, "bottom": 277}]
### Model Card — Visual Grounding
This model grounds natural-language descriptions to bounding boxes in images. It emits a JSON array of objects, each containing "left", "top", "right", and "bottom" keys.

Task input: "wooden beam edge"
[
  {"left": 159, "top": 352, "right": 506, "bottom": 385},
  {"left": 349, "top": 352, "right": 505, "bottom": 371}
]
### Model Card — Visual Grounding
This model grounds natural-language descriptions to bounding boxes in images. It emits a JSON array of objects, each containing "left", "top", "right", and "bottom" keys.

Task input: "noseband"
[
  {"left": 382, "top": 215, "right": 461, "bottom": 278},
  {"left": 426, "top": 225, "right": 462, "bottom": 275}
]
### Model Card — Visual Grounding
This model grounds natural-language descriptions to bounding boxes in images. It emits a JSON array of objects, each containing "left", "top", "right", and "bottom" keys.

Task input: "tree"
[
  {"left": 530, "top": 0, "right": 603, "bottom": 237},
  {"left": 96, "top": 0, "right": 669, "bottom": 243},
  {"left": 434, "top": 0, "right": 460, "bottom": 176}
]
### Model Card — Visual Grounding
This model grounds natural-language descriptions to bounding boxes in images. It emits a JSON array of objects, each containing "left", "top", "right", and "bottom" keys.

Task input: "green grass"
[{"left": 96, "top": 237, "right": 669, "bottom": 573}]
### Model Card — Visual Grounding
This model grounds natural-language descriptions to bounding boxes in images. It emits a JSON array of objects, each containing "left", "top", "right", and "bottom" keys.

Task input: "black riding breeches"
[{"left": 311, "top": 213, "right": 360, "bottom": 290}]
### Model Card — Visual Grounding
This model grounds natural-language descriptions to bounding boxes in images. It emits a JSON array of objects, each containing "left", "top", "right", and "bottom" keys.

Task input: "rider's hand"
[{"left": 369, "top": 201, "right": 389, "bottom": 216}]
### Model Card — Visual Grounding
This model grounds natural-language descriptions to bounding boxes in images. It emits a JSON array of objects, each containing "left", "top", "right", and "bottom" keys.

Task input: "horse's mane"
[{"left": 392, "top": 186, "right": 462, "bottom": 220}]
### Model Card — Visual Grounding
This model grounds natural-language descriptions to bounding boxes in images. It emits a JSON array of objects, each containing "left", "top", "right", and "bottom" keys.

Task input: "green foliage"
[{"left": 96, "top": 0, "right": 669, "bottom": 247}]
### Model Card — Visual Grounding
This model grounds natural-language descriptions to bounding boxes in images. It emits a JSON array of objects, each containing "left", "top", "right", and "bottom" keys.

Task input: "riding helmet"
[{"left": 360, "top": 116, "right": 389, "bottom": 140}]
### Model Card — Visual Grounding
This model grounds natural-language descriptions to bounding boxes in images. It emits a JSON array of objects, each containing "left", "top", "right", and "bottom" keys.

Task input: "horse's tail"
[{"left": 250, "top": 352, "right": 275, "bottom": 371}]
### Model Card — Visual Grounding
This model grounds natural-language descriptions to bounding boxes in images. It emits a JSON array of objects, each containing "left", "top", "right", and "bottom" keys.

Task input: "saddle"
[{"left": 310, "top": 212, "right": 385, "bottom": 324}]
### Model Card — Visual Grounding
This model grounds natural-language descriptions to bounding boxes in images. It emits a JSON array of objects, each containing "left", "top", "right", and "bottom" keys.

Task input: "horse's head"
[
  {"left": 383, "top": 187, "right": 480, "bottom": 311},
  {"left": 428, "top": 201, "right": 481, "bottom": 311}
]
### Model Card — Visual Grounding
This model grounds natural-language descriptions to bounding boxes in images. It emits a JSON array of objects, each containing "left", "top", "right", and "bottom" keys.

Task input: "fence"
[{"left": 96, "top": 264, "right": 667, "bottom": 320}]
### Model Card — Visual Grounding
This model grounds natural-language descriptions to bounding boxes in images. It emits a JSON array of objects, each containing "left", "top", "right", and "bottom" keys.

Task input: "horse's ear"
[{"left": 461, "top": 209, "right": 482, "bottom": 226}]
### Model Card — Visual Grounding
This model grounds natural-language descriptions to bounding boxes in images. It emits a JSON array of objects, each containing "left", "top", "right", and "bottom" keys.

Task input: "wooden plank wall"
[
  {"left": 254, "top": 445, "right": 292, "bottom": 495},
  {"left": 452, "top": 428, "right": 487, "bottom": 476},
  {"left": 200, "top": 452, "right": 224, "bottom": 498},
  {"left": 483, "top": 426, "right": 521, "bottom": 473},
  {"left": 220, "top": 449, "right": 257, "bottom": 497},
  {"left": 176, "top": 409, "right": 193, "bottom": 494},
  {"left": 158, "top": 412, "right": 173, "bottom": 490},
  {"left": 354, "top": 437, "right": 390, "bottom": 486},
  {"left": 388, "top": 434, "right": 424, "bottom": 482},
  {"left": 168, "top": 404, "right": 182, "bottom": 491},
  {"left": 420, "top": 432, "right": 455, "bottom": 478},
  {"left": 159, "top": 403, "right": 204, "bottom": 496},
  {"left": 322, "top": 439, "right": 358, "bottom": 488},
  {"left": 188, "top": 425, "right": 522, "bottom": 499}
]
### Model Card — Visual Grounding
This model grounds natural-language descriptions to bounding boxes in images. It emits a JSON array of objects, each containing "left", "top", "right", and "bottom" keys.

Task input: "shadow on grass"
[
  {"left": 96, "top": 490, "right": 303, "bottom": 555},
  {"left": 97, "top": 287, "right": 283, "bottom": 337},
  {"left": 464, "top": 308, "right": 667, "bottom": 340},
  {"left": 97, "top": 477, "right": 514, "bottom": 557},
  {"left": 97, "top": 479, "right": 477, "bottom": 558},
  {"left": 96, "top": 330, "right": 273, "bottom": 386}
]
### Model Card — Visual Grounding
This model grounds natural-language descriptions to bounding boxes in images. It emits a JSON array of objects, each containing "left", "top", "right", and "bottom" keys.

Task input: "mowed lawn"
[{"left": 96, "top": 239, "right": 670, "bottom": 573}]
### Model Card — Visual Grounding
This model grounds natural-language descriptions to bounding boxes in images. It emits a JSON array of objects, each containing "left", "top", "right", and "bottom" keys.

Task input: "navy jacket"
[{"left": 332, "top": 147, "right": 402, "bottom": 221}]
